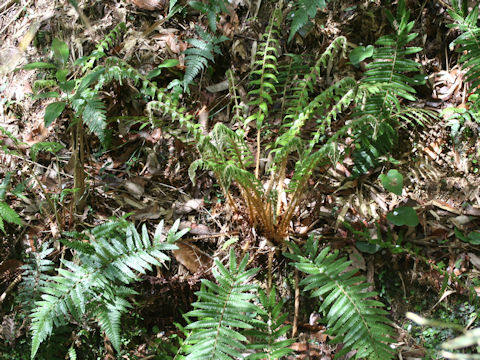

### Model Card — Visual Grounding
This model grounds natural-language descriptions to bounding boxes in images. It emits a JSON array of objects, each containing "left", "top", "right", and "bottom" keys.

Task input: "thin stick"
[
  {"left": 292, "top": 268, "right": 300, "bottom": 337},
  {"left": 0, "top": 274, "right": 22, "bottom": 305}
]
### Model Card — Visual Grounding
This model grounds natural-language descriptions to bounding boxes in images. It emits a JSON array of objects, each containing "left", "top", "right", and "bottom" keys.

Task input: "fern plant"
[
  {"left": 448, "top": 1, "right": 480, "bottom": 96},
  {"left": 28, "top": 218, "right": 187, "bottom": 359},
  {"left": 285, "top": 238, "right": 395, "bottom": 360},
  {"left": 177, "top": 249, "right": 295, "bottom": 360},
  {"left": 185, "top": 7, "right": 363, "bottom": 243},
  {"left": 24, "top": 22, "right": 127, "bottom": 141},
  {"left": 350, "top": 0, "right": 434, "bottom": 174},
  {"left": 183, "top": 27, "right": 228, "bottom": 91},
  {"left": 287, "top": 0, "right": 330, "bottom": 42}
]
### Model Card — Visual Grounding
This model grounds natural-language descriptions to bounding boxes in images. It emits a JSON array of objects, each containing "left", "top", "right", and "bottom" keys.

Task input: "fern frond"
[
  {"left": 94, "top": 295, "right": 132, "bottom": 350},
  {"left": 359, "top": 0, "right": 421, "bottom": 118},
  {"left": 247, "top": 8, "right": 282, "bottom": 126},
  {"left": 183, "top": 27, "right": 228, "bottom": 90},
  {"left": 20, "top": 243, "right": 55, "bottom": 311},
  {"left": 247, "top": 7, "right": 282, "bottom": 178},
  {"left": 189, "top": 0, "right": 228, "bottom": 32},
  {"left": 244, "top": 287, "right": 294, "bottom": 359},
  {"left": 288, "top": 0, "right": 329, "bottom": 42},
  {"left": 81, "top": 95, "right": 107, "bottom": 142},
  {"left": 182, "top": 249, "right": 259, "bottom": 359},
  {"left": 0, "top": 201, "right": 22, "bottom": 233},
  {"left": 75, "top": 22, "right": 127, "bottom": 73},
  {"left": 285, "top": 239, "right": 395, "bottom": 360},
  {"left": 448, "top": 3, "right": 480, "bottom": 93},
  {"left": 29, "top": 219, "right": 182, "bottom": 359}
]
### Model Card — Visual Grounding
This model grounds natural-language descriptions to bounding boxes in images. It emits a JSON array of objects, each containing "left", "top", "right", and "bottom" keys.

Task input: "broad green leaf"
[
  {"left": 59, "top": 80, "right": 76, "bottom": 93},
  {"left": 349, "top": 45, "right": 374, "bottom": 66},
  {"left": 454, "top": 227, "right": 468, "bottom": 242},
  {"left": 147, "top": 59, "right": 180, "bottom": 79},
  {"left": 55, "top": 69, "right": 69, "bottom": 83},
  {"left": 44, "top": 101, "right": 66, "bottom": 127},
  {"left": 467, "top": 231, "right": 480, "bottom": 245},
  {"left": 379, "top": 169, "right": 403, "bottom": 195},
  {"left": 387, "top": 206, "right": 419, "bottom": 227},
  {"left": 51, "top": 38, "right": 69, "bottom": 65},
  {"left": 22, "top": 62, "right": 57, "bottom": 70},
  {"left": 355, "top": 241, "right": 381, "bottom": 254},
  {"left": 0, "top": 201, "right": 23, "bottom": 228}
]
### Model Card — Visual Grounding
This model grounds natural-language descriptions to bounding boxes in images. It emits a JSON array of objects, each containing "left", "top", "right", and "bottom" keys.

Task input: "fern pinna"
[
  {"left": 28, "top": 219, "right": 186, "bottom": 359},
  {"left": 285, "top": 238, "right": 394, "bottom": 360}
]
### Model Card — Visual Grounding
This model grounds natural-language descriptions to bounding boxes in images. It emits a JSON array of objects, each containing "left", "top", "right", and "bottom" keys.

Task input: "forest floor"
[{"left": 1, "top": 0, "right": 480, "bottom": 359}]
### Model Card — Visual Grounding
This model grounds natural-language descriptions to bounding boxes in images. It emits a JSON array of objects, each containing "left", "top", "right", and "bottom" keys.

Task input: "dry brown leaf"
[
  {"left": 173, "top": 241, "right": 212, "bottom": 273},
  {"left": 174, "top": 198, "right": 204, "bottom": 214},
  {"left": 468, "top": 253, "right": 480, "bottom": 271},
  {"left": 123, "top": 179, "right": 145, "bottom": 199},
  {"left": 349, "top": 247, "right": 366, "bottom": 271},
  {"left": 128, "top": 0, "right": 166, "bottom": 10}
]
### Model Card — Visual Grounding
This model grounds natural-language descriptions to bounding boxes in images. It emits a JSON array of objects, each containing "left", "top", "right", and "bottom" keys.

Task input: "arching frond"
[{"left": 29, "top": 219, "right": 184, "bottom": 359}]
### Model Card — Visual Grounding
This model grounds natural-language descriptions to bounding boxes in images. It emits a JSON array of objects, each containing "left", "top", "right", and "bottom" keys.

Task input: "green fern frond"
[
  {"left": 247, "top": 8, "right": 282, "bottom": 127},
  {"left": 0, "top": 202, "right": 22, "bottom": 233},
  {"left": 76, "top": 22, "right": 127, "bottom": 72},
  {"left": 183, "top": 27, "right": 228, "bottom": 90},
  {"left": 29, "top": 219, "right": 182, "bottom": 359},
  {"left": 20, "top": 243, "right": 55, "bottom": 311},
  {"left": 182, "top": 249, "right": 259, "bottom": 359},
  {"left": 359, "top": 0, "right": 421, "bottom": 118},
  {"left": 58, "top": 236, "right": 95, "bottom": 255},
  {"left": 351, "top": 121, "right": 397, "bottom": 176},
  {"left": 244, "top": 287, "right": 294, "bottom": 359},
  {"left": 288, "top": 0, "right": 329, "bottom": 42},
  {"left": 189, "top": 0, "right": 228, "bottom": 32},
  {"left": 285, "top": 239, "right": 395, "bottom": 360},
  {"left": 81, "top": 96, "right": 107, "bottom": 142},
  {"left": 94, "top": 295, "right": 131, "bottom": 350},
  {"left": 448, "top": 3, "right": 480, "bottom": 93}
]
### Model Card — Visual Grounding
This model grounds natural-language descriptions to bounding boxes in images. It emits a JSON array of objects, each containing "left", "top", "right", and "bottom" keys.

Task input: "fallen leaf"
[
  {"left": 349, "top": 247, "right": 366, "bottom": 271},
  {"left": 172, "top": 241, "right": 212, "bottom": 273},
  {"left": 174, "top": 198, "right": 204, "bottom": 214},
  {"left": 468, "top": 253, "right": 480, "bottom": 270}
]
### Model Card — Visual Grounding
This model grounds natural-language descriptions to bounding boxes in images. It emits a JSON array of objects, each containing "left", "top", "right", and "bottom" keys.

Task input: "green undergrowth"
[{"left": 4, "top": 0, "right": 479, "bottom": 359}]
